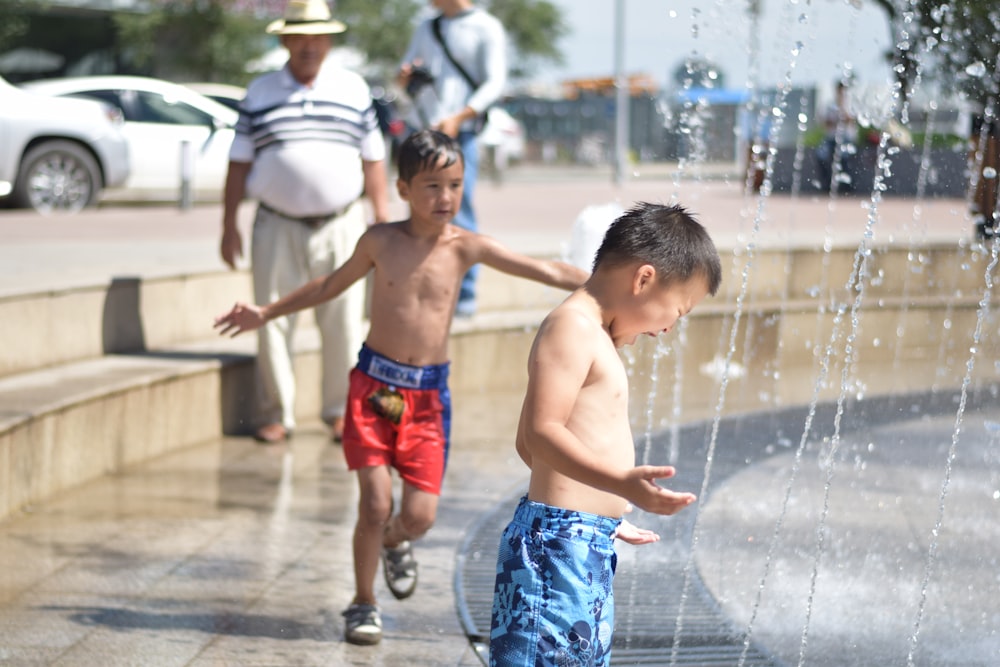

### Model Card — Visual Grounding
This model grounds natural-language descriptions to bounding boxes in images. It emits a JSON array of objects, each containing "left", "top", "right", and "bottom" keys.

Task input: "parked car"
[
  {"left": 181, "top": 82, "right": 246, "bottom": 113},
  {"left": 0, "top": 74, "right": 130, "bottom": 213},
  {"left": 22, "top": 76, "right": 238, "bottom": 203}
]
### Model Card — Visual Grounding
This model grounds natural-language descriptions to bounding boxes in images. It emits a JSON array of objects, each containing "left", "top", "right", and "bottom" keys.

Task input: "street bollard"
[{"left": 179, "top": 140, "right": 193, "bottom": 211}]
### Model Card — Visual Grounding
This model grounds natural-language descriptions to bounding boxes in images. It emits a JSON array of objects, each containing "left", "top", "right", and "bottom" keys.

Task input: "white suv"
[{"left": 0, "top": 75, "right": 130, "bottom": 213}]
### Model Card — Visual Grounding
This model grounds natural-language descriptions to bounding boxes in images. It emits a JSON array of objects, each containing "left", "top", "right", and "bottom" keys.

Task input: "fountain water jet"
[{"left": 455, "top": 2, "right": 1000, "bottom": 665}]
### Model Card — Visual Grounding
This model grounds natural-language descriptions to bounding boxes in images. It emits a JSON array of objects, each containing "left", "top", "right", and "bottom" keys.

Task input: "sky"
[{"left": 538, "top": 0, "right": 893, "bottom": 96}]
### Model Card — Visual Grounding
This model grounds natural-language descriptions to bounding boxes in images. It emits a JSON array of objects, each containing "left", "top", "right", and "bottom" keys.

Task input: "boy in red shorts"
[{"left": 214, "top": 129, "right": 587, "bottom": 646}]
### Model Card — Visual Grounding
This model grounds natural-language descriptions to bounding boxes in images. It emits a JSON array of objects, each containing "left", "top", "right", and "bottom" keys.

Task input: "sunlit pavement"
[{"left": 0, "top": 162, "right": 978, "bottom": 298}]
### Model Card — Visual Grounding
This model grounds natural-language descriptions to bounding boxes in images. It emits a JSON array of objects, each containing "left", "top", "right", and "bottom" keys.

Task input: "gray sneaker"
[
  {"left": 381, "top": 540, "right": 418, "bottom": 600},
  {"left": 342, "top": 603, "right": 382, "bottom": 645}
]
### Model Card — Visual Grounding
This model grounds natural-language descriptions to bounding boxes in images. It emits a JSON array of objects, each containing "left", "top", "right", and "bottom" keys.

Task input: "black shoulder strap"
[{"left": 431, "top": 15, "right": 480, "bottom": 91}]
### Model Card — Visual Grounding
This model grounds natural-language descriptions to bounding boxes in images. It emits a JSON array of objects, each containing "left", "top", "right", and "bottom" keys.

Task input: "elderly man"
[{"left": 220, "top": 0, "right": 390, "bottom": 443}]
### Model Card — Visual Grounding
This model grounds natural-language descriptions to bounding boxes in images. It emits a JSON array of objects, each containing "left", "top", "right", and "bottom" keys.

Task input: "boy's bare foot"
[{"left": 254, "top": 423, "right": 288, "bottom": 443}]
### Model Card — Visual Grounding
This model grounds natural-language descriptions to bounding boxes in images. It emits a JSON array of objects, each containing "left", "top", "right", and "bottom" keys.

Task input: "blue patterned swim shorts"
[{"left": 489, "top": 496, "right": 622, "bottom": 666}]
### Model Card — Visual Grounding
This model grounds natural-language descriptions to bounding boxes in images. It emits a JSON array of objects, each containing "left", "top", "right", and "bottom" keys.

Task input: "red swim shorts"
[{"left": 341, "top": 345, "right": 452, "bottom": 495}]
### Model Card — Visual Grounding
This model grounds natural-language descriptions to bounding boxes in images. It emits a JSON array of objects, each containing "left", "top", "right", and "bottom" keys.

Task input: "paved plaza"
[{"left": 1, "top": 165, "right": 997, "bottom": 666}]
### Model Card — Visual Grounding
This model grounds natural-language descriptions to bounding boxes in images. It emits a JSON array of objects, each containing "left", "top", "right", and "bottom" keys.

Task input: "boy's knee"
[
  {"left": 357, "top": 494, "right": 393, "bottom": 527},
  {"left": 397, "top": 511, "right": 435, "bottom": 540}
]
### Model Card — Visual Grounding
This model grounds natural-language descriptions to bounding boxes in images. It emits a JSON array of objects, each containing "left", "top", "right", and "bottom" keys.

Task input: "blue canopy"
[{"left": 675, "top": 87, "right": 751, "bottom": 105}]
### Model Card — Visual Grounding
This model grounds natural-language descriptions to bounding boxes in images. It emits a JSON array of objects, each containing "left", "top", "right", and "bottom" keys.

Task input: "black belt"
[{"left": 258, "top": 200, "right": 353, "bottom": 228}]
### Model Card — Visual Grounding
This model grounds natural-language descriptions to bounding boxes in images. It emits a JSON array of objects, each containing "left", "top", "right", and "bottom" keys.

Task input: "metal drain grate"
[
  {"left": 454, "top": 489, "right": 782, "bottom": 666},
  {"left": 455, "top": 392, "right": 981, "bottom": 665}
]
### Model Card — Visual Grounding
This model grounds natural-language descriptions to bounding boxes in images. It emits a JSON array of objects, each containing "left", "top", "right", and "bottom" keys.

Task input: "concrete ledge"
[
  {"left": 4, "top": 291, "right": 999, "bottom": 522},
  {"left": 0, "top": 271, "right": 253, "bottom": 380},
  {"left": 0, "top": 336, "right": 252, "bottom": 519},
  {"left": 2, "top": 240, "right": 1000, "bottom": 522}
]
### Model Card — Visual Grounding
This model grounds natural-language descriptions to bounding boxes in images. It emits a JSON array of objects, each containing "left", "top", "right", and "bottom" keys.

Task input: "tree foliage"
[
  {"left": 333, "top": 0, "right": 424, "bottom": 78},
  {"left": 110, "top": 0, "right": 566, "bottom": 84},
  {"left": 113, "top": 1, "right": 270, "bottom": 84},
  {"left": 486, "top": 0, "right": 567, "bottom": 77},
  {"left": 0, "top": 1, "right": 32, "bottom": 49},
  {"left": 868, "top": 0, "right": 1000, "bottom": 108}
]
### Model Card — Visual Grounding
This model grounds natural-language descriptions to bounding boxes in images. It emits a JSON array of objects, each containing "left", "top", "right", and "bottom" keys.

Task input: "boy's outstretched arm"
[
  {"left": 214, "top": 230, "right": 377, "bottom": 337},
  {"left": 472, "top": 235, "right": 588, "bottom": 290}
]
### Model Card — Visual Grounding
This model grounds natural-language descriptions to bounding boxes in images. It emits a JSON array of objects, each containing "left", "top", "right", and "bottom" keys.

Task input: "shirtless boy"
[
  {"left": 215, "top": 129, "right": 587, "bottom": 646},
  {"left": 489, "top": 202, "right": 722, "bottom": 666}
]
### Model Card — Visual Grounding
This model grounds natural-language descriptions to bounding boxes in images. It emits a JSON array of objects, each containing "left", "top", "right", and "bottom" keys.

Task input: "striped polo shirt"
[{"left": 230, "top": 63, "right": 386, "bottom": 217}]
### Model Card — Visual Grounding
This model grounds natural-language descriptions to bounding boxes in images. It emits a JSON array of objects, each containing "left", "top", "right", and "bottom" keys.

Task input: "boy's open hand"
[
  {"left": 214, "top": 302, "right": 265, "bottom": 337},
  {"left": 624, "top": 465, "right": 697, "bottom": 516},
  {"left": 615, "top": 517, "right": 660, "bottom": 545}
]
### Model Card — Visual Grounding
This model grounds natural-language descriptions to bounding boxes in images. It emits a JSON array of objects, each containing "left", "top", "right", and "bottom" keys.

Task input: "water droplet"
[
  {"left": 966, "top": 61, "right": 987, "bottom": 78},
  {"left": 983, "top": 167, "right": 997, "bottom": 180}
]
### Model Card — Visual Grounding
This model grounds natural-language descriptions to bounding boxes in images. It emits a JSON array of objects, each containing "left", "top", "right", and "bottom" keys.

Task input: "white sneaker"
[
  {"left": 382, "top": 540, "right": 418, "bottom": 600},
  {"left": 343, "top": 603, "right": 382, "bottom": 645}
]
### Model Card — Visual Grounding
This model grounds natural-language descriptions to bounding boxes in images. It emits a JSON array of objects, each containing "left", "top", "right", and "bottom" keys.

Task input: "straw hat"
[{"left": 266, "top": 0, "right": 346, "bottom": 35}]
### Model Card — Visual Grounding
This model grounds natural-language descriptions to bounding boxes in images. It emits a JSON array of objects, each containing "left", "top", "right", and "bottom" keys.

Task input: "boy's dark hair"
[
  {"left": 397, "top": 129, "right": 464, "bottom": 182},
  {"left": 593, "top": 202, "right": 722, "bottom": 296}
]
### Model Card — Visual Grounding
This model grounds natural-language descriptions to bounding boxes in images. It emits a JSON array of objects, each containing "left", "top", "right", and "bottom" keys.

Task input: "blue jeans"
[
  {"left": 456, "top": 131, "right": 479, "bottom": 309},
  {"left": 490, "top": 497, "right": 621, "bottom": 666}
]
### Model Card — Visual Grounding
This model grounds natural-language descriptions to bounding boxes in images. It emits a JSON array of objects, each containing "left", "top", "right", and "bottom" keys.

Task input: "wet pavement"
[{"left": 0, "top": 395, "right": 528, "bottom": 667}]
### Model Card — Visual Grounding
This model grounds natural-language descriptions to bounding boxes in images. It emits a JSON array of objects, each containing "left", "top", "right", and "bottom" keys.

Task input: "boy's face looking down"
[
  {"left": 397, "top": 156, "right": 465, "bottom": 226},
  {"left": 610, "top": 266, "right": 710, "bottom": 348}
]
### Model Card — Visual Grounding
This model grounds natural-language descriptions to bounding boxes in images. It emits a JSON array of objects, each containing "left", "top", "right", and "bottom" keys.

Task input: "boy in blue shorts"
[
  {"left": 215, "top": 129, "right": 587, "bottom": 646},
  {"left": 489, "top": 203, "right": 722, "bottom": 666}
]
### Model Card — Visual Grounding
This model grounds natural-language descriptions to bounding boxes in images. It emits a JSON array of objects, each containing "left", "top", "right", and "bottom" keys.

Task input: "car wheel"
[{"left": 12, "top": 140, "right": 102, "bottom": 214}]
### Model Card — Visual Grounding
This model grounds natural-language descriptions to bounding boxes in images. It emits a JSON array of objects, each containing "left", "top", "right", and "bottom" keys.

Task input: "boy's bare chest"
[{"left": 379, "top": 245, "right": 466, "bottom": 297}]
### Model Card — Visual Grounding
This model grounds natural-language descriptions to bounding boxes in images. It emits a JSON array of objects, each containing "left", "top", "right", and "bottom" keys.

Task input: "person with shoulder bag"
[{"left": 397, "top": 0, "right": 507, "bottom": 317}]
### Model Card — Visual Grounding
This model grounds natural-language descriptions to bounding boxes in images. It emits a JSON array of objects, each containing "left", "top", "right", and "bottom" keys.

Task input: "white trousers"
[{"left": 250, "top": 202, "right": 367, "bottom": 430}]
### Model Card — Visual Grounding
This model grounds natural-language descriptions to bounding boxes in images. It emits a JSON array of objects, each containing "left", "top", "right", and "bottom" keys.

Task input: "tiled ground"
[{"left": 0, "top": 391, "right": 528, "bottom": 667}]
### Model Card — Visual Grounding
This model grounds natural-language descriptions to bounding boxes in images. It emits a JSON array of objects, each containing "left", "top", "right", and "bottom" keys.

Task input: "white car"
[
  {"left": 0, "top": 74, "right": 130, "bottom": 213},
  {"left": 22, "top": 76, "right": 238, "bottom": 203},
  {"left": 181, "top": 82, "right": 245, "bottom": 113}
]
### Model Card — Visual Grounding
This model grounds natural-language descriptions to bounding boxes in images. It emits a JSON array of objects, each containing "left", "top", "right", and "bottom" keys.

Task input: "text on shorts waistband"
[{"left": 357, "top": 344, "right": 449, "bottom": 390}]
